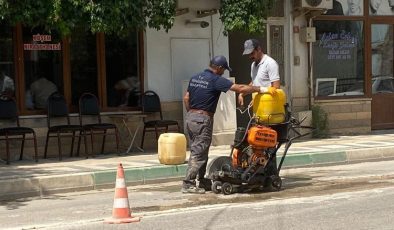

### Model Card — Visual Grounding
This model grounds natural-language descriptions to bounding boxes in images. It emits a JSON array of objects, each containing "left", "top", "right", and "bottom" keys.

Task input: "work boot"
[
  {"left": 181, "top": 186, "right": 205, "bottom": 194},
  {"left": 198, "top": 178, "right": 212, "bottom": 191}
]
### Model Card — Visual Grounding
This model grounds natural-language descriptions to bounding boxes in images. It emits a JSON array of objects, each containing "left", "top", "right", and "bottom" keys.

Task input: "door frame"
[{"left": 368, "top": 18, "right": 394, "bottom": 129}]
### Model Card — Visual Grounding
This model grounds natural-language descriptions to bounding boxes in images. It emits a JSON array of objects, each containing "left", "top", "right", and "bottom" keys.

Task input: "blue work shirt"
[{"left": 187, "top": 69, "right": 233, "bottom": 113}]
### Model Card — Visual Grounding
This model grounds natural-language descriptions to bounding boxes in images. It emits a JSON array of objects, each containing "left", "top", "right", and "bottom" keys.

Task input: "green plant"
[
  {"left": 311, "top": 105, "right": 329, "bottom": 138},
  {"left": 0, "top": 0, "right": 274, "bottom": 37},
  {"left": 0, "top": 0, "right": 176, "bottom": 37},
  {"left": 219, "top": 0, "right": 275, "bottom": 35}
]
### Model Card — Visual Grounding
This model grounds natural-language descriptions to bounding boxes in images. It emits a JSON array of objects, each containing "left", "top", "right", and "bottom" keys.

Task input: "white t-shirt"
[{"left": 250, "top": 54, "right": 280, "bottom": 87}]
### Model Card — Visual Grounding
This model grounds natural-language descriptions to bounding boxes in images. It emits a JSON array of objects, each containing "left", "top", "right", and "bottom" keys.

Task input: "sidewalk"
[{"left": 1, "top": 131, "right": 394, "bottom": 200}]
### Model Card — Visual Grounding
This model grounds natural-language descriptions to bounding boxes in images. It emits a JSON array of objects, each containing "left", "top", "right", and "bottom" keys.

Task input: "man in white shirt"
[
  {"left": 238, "top": 39, "right": 280, "bottom": 107},
  {"left": 238, "top": 39, "right": 282, "bottom": 191}
]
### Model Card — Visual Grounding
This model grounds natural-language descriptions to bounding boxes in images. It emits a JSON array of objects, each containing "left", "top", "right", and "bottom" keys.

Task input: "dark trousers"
[{"left": 182, "top": 111, "right": 213, "bottom": 188}]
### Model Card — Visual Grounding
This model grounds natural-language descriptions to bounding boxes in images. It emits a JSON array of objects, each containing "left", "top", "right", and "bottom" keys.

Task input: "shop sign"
[
  {"left": 318, "top": 31, "right": 357, "bottom": 60},
  {"left": 313, "top": 31, "right": 358, "bottom": 78},
  {"left": 23, "top": 34, "right": 61, "bottom": 50}
]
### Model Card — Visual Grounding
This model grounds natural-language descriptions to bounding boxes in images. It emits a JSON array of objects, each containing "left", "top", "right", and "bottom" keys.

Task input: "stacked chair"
[
  {"left": 0, "top": 95, "right": 38, "bottom": 164},
  {"left": 140, "top": 90, "right": 180, "bottom": 149},
  {"left": 78, "top": 93, "right": 119, "bottom": 157},
  {"left": 44, "top": 92, "right": 87, "bottom": 160}
]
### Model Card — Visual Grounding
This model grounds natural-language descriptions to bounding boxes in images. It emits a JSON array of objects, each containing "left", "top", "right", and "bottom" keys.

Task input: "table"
[{"left": 108, "top": 112, "right": 147, "bottom": 154}]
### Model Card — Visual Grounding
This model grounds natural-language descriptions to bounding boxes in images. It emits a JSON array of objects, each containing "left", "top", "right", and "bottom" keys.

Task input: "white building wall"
[
  {"left": 145, "top": 0, "right": 228, "bottom": 102},
  {"left": 143, "top": 0, "right": 315, "bottom": 142},
  {"left": 291, "top": 15, "right": 310, "bottom": 112},
  {"left": 145, "top": 0, "right": 312, "bottom": 110}
]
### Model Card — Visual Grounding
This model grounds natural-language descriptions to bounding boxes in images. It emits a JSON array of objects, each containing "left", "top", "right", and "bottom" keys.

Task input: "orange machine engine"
[
  {"left": 232, "top": 147, "right": 269, "bottom": 170},
  {"left": 249, "top": 149, "right": 269, "bottom": 167},
  {"left": 247, "top": 125, "right": 278, "bottom": 149},
  {"left": 231, "top": 125, "right": 277, "bottom": 170}
]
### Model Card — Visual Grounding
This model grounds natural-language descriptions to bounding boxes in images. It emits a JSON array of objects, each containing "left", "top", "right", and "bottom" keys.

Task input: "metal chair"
[
  {"left": 78, "top": 93, "right": 120, "bottom": 156},
  {"left": 0, "top": 95, "right": 38, "bottom": 164},
  {"left": 140, "top": 90, "right": 180, "bottom": 149},
  {"left": 44, "top": 92, "right": 86, "bottom": 160}
]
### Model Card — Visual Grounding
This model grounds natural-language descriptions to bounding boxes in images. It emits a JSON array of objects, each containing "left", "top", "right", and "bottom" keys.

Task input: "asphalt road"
[
  {"left": 1, "top": 160, "right": 394, "bottom": 230},
  {"left": 79, "top": 187, "right": 394, "bottom": 230}
]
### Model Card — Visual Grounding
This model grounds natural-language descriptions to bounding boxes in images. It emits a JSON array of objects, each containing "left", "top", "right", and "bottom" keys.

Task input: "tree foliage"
[
  {"left": 0, "top": 0, "right": 273, "bottom": 36},
  {"left": 219, "top": 0, "right": 275, "bottom": 35},
  {"left": 0, "top": 0, "right": 176, "bottom": 36}
]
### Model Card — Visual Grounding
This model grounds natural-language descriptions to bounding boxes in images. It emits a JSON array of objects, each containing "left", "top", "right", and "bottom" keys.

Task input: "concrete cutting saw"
[{"left": 206, "top": 103, "right": 314, "bottom": 195}]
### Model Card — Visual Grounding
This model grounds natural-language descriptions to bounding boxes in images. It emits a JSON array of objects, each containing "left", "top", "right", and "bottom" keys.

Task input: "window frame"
[
  {"left": 312, "top": 1, "right": 368, "bottom": 100},
  {"left": 315, "top": 78, "right": 337, "bottom": 96}
]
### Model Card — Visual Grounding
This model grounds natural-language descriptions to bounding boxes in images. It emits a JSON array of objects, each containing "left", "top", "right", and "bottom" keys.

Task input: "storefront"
[
  {"left": 0, "top": 23, "right": 143, "bottom": 114},
  {"left": 303, "top": 0, "right": 394, "bottom": 133},
  {"left": 222, "top": 0, "right": 390, "bottom": 135},
  {"left": 2, "top": 0, "right": 393, "bottom": 160},
  {"left": 0, "top": 0, "right": 226, "bottom": 158}
]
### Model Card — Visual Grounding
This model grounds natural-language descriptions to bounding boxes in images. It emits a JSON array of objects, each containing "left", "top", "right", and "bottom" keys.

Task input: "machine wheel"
[
  {"left": 211, "top": 181, "right": 222, "bottom": 194},
  {"left": 222, "top": 182, "right": 233, "bottom": 195},
  {"left": 271, "top": 175, "right": 282, "bottom": 191}
]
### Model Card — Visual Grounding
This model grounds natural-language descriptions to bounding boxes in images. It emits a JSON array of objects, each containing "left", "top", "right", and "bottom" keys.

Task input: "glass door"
[{"left": 371, "top": 23, "right": 394, "bottom": 129}]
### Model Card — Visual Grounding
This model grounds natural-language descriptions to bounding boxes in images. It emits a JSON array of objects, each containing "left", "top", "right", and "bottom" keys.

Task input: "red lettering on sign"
[{"left": 32, "top": 34, "right": 52, "bottom": 42}]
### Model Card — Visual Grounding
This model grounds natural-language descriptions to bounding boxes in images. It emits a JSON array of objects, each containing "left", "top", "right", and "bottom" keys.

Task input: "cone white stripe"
[
  {"left": 116, "top": 179, "right": 126, "bottom": 188},
  {"left": 113, "top": 198, "right": 130, "bottom": 208}
]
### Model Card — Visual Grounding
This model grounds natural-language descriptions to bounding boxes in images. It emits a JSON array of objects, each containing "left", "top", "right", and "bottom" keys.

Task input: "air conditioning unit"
[{"left": 293, "top": 0, "right": 333, "bottom": 9}]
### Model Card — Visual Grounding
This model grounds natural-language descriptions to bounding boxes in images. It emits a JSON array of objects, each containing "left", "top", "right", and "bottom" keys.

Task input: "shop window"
[
  {"left": 313, "top": 20, "right": 364, "bottom": 97},
  {"left": 0, "top": 22, "right": 15, "bottom": 97},
  {"left": 70, "top": 28, "right": 98, "bottom": 106},
  {"left": 23, "top": 26, "right": 63, "bottom": 110},
  {"left": 105, "top": 33, "right": 140, "bottom": 108}
]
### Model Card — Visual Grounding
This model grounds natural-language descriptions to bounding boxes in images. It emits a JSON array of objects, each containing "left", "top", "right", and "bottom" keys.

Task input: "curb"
[
  {"left": 279, "top": 151, "right": 347, "bottom": 167},
  {"left": 93, "top": 164, "right": 187, "bottom": 189},
  {"left": 0, "top": 165, "right": 188, "bottom": 201},
  {"left": 1, "top": 148, "right": 393, "bottom": 200}
]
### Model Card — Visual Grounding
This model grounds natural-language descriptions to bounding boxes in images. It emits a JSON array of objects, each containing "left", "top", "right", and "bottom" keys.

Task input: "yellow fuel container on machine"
[{"left": 252, "top": 89, "right": 286, "bottom": 124}]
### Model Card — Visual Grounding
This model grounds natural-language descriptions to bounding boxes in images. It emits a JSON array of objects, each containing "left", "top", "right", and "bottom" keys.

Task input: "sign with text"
[
  {"left": 313, "top": 31, "right": 357, "bottom": 78},
  {"left": 23, "top": 34, "right": 61, "bottom": 51}
]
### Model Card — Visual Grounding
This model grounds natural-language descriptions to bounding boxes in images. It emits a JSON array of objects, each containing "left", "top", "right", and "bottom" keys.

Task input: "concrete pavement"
[{"left": 1, "top": 131, "right": 394, "bottom": 200}]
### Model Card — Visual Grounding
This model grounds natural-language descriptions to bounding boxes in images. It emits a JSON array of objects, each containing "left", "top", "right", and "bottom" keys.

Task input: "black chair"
[
  {"left": 140, "top": 90, "right": 180, "bottom": 149},
  {"left": 44, "top": 92, "right": 86, "bottom": 160},
  {"left": 0, "top": 95, "right": 38, "bottom": 164},
  {"left": 78, "top": 93, "right": 120, "bottom": 156}
]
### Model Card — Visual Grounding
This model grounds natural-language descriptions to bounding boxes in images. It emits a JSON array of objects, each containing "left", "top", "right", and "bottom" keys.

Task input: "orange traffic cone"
[{"left": 104, "top": 163, "right": 141, "bottom": 224}]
